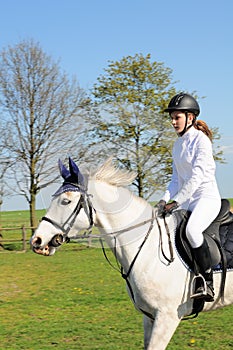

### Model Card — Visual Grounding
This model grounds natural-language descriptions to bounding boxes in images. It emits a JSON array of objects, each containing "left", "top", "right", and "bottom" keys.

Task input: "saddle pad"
[{"left": 218, "top": 222, "right": 233, "bottom": 269}]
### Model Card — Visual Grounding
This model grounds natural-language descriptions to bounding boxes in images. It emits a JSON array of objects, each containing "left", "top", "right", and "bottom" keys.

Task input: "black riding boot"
[{"left": 192, "top": 239, "right": 214, "bottom": 302}]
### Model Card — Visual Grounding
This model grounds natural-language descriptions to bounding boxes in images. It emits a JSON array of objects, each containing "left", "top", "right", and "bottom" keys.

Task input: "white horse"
[{"left": 31, "top": 158, "right": 233, "bottom": 350}]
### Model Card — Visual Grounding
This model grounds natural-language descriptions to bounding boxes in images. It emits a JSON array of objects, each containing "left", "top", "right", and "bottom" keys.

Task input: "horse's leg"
[{"left": 144, "top": 310, "right": 181, "bottom": 350}]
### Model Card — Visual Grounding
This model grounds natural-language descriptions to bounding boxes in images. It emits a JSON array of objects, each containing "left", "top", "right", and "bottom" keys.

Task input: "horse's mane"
[{"left": 91, "top": 157, "right": 137, "bottom": 187}]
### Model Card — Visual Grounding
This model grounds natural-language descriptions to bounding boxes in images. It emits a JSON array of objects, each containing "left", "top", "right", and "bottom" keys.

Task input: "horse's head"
[{"left": 31, "top": 158, "right": 94, "bottom": 256}]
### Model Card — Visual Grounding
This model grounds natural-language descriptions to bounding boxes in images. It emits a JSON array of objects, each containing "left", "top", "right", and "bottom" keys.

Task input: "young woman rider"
[{"left": 157, "top": 92, "right": 221, "bottom": 302}]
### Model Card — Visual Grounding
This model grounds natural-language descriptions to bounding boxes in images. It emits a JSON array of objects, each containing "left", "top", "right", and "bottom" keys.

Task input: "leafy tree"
[
  {"left": 92, "top": 54, "right": 224, "bottom": 199},
  {"left": 0, "top": 39, "right": 90, "bottom": 230},
  {"left": 92, "top": 53, "right": 177, "bottom": 199},
  {"left": 210, "top": 126, "right": 225, "bottom": 164}
]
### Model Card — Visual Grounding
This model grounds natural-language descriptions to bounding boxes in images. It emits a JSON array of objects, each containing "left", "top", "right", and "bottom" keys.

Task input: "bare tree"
[
  {"left": 0, "top": 155, "right": 11, "bottom": 212},
  {"left": 0, "top": 39, "right": 91, "bottom": 230}
]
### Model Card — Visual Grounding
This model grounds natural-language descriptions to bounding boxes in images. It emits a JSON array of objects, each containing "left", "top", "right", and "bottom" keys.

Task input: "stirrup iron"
[{"left": 190, "top": 273, "right": 207, "bottom": 299}]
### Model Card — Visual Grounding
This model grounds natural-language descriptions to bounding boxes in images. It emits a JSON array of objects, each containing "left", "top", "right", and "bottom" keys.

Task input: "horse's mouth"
[
  {"left": 33, "top": 245, "right": 56, "bottom": 256},
  {"left": 33, "top": 246, "right": 50, "bottom": 256},
  {"left": 31, "top": 237, "right": 56, "bottom": 256}
]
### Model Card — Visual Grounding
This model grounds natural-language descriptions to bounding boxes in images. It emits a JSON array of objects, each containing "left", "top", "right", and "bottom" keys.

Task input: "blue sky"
[{"left": 0, "top": 0, "right": 233, "bottom": 210}]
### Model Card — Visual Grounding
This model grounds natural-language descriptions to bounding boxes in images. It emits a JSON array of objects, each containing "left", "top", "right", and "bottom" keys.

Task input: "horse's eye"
[{"left": 61, "top": 198, "right": 71, "bottom": 205}]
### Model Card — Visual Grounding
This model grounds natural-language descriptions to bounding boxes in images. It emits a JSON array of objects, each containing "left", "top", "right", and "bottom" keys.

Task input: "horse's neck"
[
  {"left": 89, "top": 179, "right": 176, "bottom": 267},
  {"left": 89, "top": 180, "right": 179, "bottom": 276},
  {"left": 89, "top": 179, "right": 153, "bottom": 243}
]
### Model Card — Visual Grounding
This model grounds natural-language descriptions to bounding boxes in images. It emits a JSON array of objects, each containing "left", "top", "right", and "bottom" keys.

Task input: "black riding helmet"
[
  {"left": 165, "top": 93, "right": 200, "bottom": 116},
  {"left": 165, "top": 93, "right": 200, "bottom": 136}
]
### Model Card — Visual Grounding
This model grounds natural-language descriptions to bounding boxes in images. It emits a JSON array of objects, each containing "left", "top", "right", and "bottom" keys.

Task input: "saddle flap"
[{"left": 216, "top": 199, "right": 233, "bottom": 225}]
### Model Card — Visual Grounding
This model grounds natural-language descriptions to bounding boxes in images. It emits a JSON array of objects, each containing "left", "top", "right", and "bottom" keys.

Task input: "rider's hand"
[
  {"left": 156, "top": 200, "right": 166, "bottom": 217},
  {"left": 164, "top": 201, "right": 179, "bottom": 214}
]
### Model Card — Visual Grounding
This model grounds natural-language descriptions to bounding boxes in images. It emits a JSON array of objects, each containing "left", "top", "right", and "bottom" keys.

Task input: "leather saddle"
[
  {"left": 174, "top": 199, "right": 233, "bottom": 317},
  {"left": 174, "top": 198, "right": 233, "bottom": 272}
]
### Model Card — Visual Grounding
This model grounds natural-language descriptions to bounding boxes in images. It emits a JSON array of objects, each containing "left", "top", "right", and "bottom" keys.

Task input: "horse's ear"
[
  {"left": 69, "top": 157, "right": 85, "bottom": 186},
  {"left": 58, "top": 159, "right": 71, "bottom": 180}
]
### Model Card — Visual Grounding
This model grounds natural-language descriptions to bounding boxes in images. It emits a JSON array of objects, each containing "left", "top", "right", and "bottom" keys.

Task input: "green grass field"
[
  {"left": 1, "top": 244, "right": 233, "bottom": 350},
  {"left": 0, "top": 205, "right": 233, "bottom": 349},
  {"left": 228, "top": 198, "right": 233, "bottom": 207}
]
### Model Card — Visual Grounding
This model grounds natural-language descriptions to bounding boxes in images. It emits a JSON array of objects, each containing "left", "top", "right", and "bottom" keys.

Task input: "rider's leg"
[
  {"left": 186, "top": 198, "right": 221, "bottom": 301},
  {"left": 192, "top": 239, "right": 214, "bottom": 301}
]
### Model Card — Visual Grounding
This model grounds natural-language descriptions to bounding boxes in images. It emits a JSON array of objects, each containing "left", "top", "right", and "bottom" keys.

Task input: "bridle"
[
  {"left": 41, "top": 191, "right": 94, "bottom": 247},
  {"left": 41, "top": 188, "right": 174, "bottom": 268}
]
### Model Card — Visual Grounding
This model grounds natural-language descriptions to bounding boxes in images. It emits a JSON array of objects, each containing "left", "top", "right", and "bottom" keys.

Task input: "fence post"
[
  {"left": 22, "top": 225, "right": 27, "bottom": 251},
  {"left": 88, "top": 235, "right": 92, "bottom": 248}
]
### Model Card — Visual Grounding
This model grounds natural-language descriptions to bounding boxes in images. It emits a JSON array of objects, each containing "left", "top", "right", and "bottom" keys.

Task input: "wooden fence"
[
  {"left": 0, "top": 225, "right": 33, "bottom": 251},
  {"left": 0, "top": 227, "right": 94, "bottom": 251}
]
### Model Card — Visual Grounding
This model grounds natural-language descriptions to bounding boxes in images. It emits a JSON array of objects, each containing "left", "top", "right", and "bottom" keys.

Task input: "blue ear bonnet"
[{"left": 53, "top": 158, "right": 86, "bottom": 197}]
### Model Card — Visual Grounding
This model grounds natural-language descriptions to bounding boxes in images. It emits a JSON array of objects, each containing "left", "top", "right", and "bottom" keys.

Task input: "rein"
[
  {"left": 121, "top": 209, "right": 156, "bottom": 279},
  {"left": 43, "top": 190, "right": 175, "bottom": 279},
  {"left": 101, "top": 209, "right": 156, "bottom": 273},
  {"left": 156, "top": 216, "right": 174, "bottom": 265},
  {"left": 42, "top": 188, "right": 175, "bottom": 272},
  {"left": 99, "top": 208, "right": 156, "bottom": 305},
  {"left": 100, "top": 209, "right": 175, "bottom": 308},
  {"left": 43, "top": 192, "right": 175, "bottom": 268}
]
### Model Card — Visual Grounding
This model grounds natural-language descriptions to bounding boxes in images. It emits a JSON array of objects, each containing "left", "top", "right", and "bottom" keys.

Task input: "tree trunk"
[{"left": 30, "top": 192, "right": 37, "bottom": 235}]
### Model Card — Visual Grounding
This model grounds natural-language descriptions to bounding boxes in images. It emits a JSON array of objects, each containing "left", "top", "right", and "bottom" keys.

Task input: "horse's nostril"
[
  {"left": 32, "top": 236, "right": 42, "bottom": 249},
  {"left": 49, "top": 234, "right": 63, "bottom": 247}
]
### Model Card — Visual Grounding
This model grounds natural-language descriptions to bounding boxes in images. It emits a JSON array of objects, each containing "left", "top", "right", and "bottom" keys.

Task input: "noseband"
[{"left": 41, "top": 193, "right": 94, "bottom": 246}]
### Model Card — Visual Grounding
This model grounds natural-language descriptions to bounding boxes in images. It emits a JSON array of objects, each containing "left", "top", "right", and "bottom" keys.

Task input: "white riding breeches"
[{"left": 186, "top": 197, "right": 221, "bottom": 248}]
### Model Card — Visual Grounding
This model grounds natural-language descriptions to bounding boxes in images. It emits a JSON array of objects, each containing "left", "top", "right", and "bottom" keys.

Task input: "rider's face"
[{"left": 170, "top": 111, "right": 194, "bottom": 134}]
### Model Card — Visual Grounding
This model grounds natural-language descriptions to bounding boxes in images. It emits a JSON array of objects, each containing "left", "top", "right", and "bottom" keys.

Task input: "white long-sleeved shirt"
[{"left": 161, "top": 126, "right": 220, "bottom": 209}]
